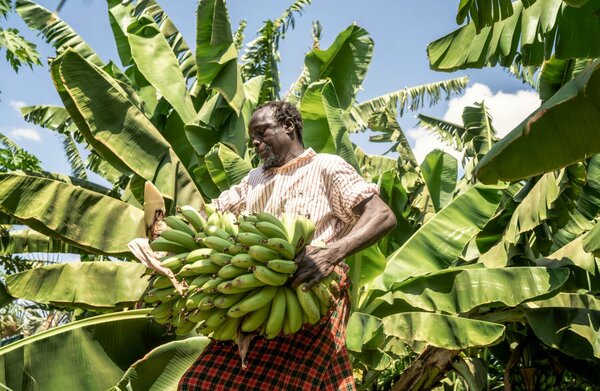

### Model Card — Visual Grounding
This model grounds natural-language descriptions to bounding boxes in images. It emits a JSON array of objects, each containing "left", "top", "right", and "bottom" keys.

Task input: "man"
[{"left": 178, "top": 101, "right": 396, "bottom": 390}]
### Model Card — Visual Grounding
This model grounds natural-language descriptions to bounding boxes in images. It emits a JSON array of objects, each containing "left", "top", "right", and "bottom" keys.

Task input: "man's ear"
[{"left": 283, "top": 117, "right": 295, "bottom": 135}]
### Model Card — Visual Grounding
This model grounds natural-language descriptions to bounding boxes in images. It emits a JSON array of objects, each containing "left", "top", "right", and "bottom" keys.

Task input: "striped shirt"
[{"left": 212, "top": 148, "right": 379, "bottom": 244}]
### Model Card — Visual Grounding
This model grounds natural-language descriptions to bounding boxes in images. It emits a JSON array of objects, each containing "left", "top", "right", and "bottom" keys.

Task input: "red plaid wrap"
[{"left": 178, "top": 267, "right": 355, "bottom": 390}]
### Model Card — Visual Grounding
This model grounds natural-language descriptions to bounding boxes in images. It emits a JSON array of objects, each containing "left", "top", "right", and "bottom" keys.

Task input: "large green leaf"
[
  {"left": 0, "top": 228, "right": 83, "bottom": 255},
  {"left": 539, "top": 57, "right": 593, "bottom": 101},
  {"left": 346, "top": 244, "right": 387, "bottom": 289},
  {"left": 0, "top": 172, "right": 145, "bottom": 255},
  {"left": 127, "top": 16, "right": 196, "bottom": 124},
  {"left": 420, "top": 150, "right": 458, "bottom": 212},
  {"left": 372, "top": 184, "right": 504, "bottom": 291},
  {"left": 196, "top": 0, "right": 244, "bottom": 112},
  {"left": 20, "top": 105, "right": 77, "bottom": 139},
  {"left": 522, "top": 292, "right": 600, "bottom": 360},
  {"left": 346, "top": 312, "right": 385, "bottom": 353},
  {"left": 302, "top": 24, "right": 373, "bottom": 109},
  {"left": 536, "top": 235, "right": 596, "bottom": 273},
  {"left": 112, "top": 337, "right": 211, "bottom": 391},
  {"left": 428, "top": 0, "right": 600, "bottom": 71},
  {"left": 6, "top": 262, "right": 149, "bottom": 309},
  {"left": 353, "top": 146, "right": 397, "bottom": 183},
  {"left": 54, "top": 50, "right": 202, "bottom": 208},
  {"left": 0, "top": 310, "right": 171, "bottom": 390},
  {"left": 382, "top": 312, "right": 505, "bottom": 350},
  {"left": 371, "top": 267, "right": 569, "bottom": 317},
  {"left": 107, "top": 0, "right": 136, "bottom": 67},
  {"left": 455, "top": 0, "right": 515, "bottom": 31},
  {"left": 205, "top": 143, "right": 252, "bottom": 192},
  {"left": 347, "top": 77, "right": 469, "bottom": 131},
  {"left": 16, "top": 0, "right": 103, "bottom": 67},
  {"left": 476, "top": 60, "right": 600, "bottom": 183},
  {"left": 505, "top": 172, "right": 561, "bottom": 242},
  {"left": 300, "top": 80, "right": 359, "bottom": 171}
]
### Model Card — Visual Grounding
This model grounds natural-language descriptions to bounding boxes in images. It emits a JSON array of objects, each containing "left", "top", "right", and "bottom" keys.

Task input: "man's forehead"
[{"left": 249, "top": 107, "right": 277, "bottom": 129}]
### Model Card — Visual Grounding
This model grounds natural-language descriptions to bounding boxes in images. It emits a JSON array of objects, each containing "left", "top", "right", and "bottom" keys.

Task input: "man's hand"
[{"left": 290, "top": 244, "right": 344, "bottom": 290}]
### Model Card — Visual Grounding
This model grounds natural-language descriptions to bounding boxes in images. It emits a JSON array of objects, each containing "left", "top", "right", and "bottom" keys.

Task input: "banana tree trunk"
[{"left": 392, "top": 346, "right": 459, "bottom": 391}]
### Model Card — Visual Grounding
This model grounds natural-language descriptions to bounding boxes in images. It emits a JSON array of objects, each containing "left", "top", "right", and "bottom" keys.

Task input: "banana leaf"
[
  {"left": 420, "top": 150, "right": 458, "bottom": 212},
  {"left": 0, "top": 310, "right": 171, "bottom": 391},
  {"left": 539, "top": 57, "right": 592, "bottom": 102},
  {"left": 196, "top": 0, "right": 244, "bottom": 113},
  {"left": 371, "top": 184, "right": 504, "bottom": 292},
  {"left": 346, "top": 312, "right": 385, "bottom": 353},
  {"left": 0, "top": 228, "right": 83, "bottom": 255},
  {"left": 15, "top": 0, "right": 103, "bottom": 67},
  {"left": 353, "top": 146, "right": 397, "bottom": 183},
  {"left": 54, "top": 50, "right": 202, "bottom": 208},
  {"left": 0, "top": 172, "right": 145, "bottom": 255},
  {"left": 205, "top": 143, "right": 252, "bottom": 192},
  {"left": 303, "top": 24, "right": 373, "bottom": 110},
  {"left": 522, "top": 292, "right": 600, "bottom": 360},
  {"left": 0, "top": 281, "right": 11, "bottom": 308},
  {"left": 346, "top": 244, "right": 387, "bottom": 289},
  {"left": 536, "top": 235, "right": 596, "bottom": 273},
  {"left": 428, "top": 0, "right": 600, "bottom": 71},
  {"left": 382, "top": 312, "right": 505, "bottom": 350},
  {"left": 112, "top": 337, "right": 211, "bottom": 391},
  {"left": 300, "top": 80, "right": 360, "bottom": 171},
  {"left": 370, "top": 267, "right": 569, "bottom": 317},
  {"left": 476, "top": 59, "right": 600, "bottom": 183},
  {"left": 127, "top": 16, "right": 197, "bottom": 124},
  {"left": 582, "top": 221, "right": 600, "bottom": 254},
  {"left": 6, "top": 262, "right": 149, "bottom": 309},
  {"left": 107, "top": 0, "right": 136, "bottom": 67}
]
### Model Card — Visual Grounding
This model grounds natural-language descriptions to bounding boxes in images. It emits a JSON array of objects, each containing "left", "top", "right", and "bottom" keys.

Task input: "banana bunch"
[{"left": 142, "top": 206, "right": 343, "bottom": 342}]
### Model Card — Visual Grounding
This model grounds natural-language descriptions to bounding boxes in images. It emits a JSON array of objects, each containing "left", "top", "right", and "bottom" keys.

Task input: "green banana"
[
  {"left": 204, "top": 203, "right": 217, "bottom": 217},
  {"left": 205, "top": 308, "right": 229, "bottom": 328},
  {"left": 202, "top": 235, "right": 234, "bottom": 252},
  {"left": 261, "top": 238, "right": 295, "bottom": 260},
  {"left": 323, "top": 274, "right": 342, "bottom": 299},
  {"left": 229, "top": 273, "right": 268, "bottom": 289},
  {"left": 213, "top": 316, "right": 239, "bottom": 341},
  {"left": 203, "top": 225, "right": 229, "bottom": 240},
  {"left": 224, "top": 243, "right": 248, "bottom": 255},
  {"left": 283, "top": 287, "right": 303, "bottom": 334},
  {"left": 256, "top": 212, "right": 287, "bottom": 234},
  {"left": 147, "top": 287, "right": 179, "bottom": 302},
  {"left": 199, "top": 277, "right": 225, "bottom": 293},
  {"left": 188, "top": 275, "right": 212, "bottom": 291},
  {"left": 178, "top": 259, "right": 220, "bottom": 276},
  {"left": 210, "top": 252, "right": 232, "bottom": 267},
  {"left": 290, "top": 215, "right": 316, "bottom": 254},
  {"left": 235, "top": 286, "right": 278, "bottom": 313},
  {"left": 256, "top": 221, "right": 289, "bottom": 241},
  {"left": 311, "top": 281, "right": 336, "bottom": 315},
  {"left": 188, "top": 308, "right": 212, "bottom": 323},
  {"left": 159, "top": 253, "right": 188, "bottom": 271},
  {"left": 180, "top": 205, "right": 207, "bottom": 231},
  {"left": 213, "top": 292, "right": 248, "bottom": 309},
  {"left": 160, "top": 229, "right": 198, "bottom": 250},
  {"left": 236, "top": 232, "right": 268, "bottom": 247},
  {"left": 238, "top": 221, "right": 262, "bottom": 235},
  {"left": 221, "top": 212, "right": 239, "bottom": 236},
  {"left": 230, "top": 253, "right": 260, "bottom": 268},
  {"left": 253, "top": 265, "right": 290, "bottom": 286},
  {"left": 206, "top": 211, "right": 221, "bottom": 227},
  {"left": 143, "top": 292, "right": 159, "bottom": 304},
  {"left": 185, "top": 248, "right": 216, "bottom": 263},
  {"left": 196, "top": 321, "right": 217, "bottom": 335},
  {"left": 266, "top": 259, "right": 298, "bottom": 274},
  {"left": 248, "top": 245, "right": 280, "bottom": 262},
  {"left": 172, "top": 296, "right": 188, "bottom": 313},
  {"left": 150, "top": 238, "right": 189, "bottom": 254},
  {"left": 186, "top": 291, "right": 207, "bottom": 310},
  {"left": 151, "top": 300, "right": 175, "bottom": 319},
  {"left": 197, "top": 293, "right": 218, "bottom": 310},
  {"left": 151, "top": 275, "right": 173, "bottom": 290},
  {"left": 175, "top": 320, "right": 198, "bottom": 336},
  {"left": 296, "top": 283, "right": 321, "bottom": 325},
  {"left": 240, "top": 213, "right": 259, "bottom": 224},
  {"left": 265, "top": 288, "right": 286, "bottom": 339},
  {"left": 218, "top": 264, "right": 249, "bottom": 279},
  {"left": 217, "top": 281, "right": 255, "bottom": 294},
  {"left": 240, "top": 303, "right": 271, "bottom": 333},
  {"left": 165, "top": 215, "right": 196, "bottom": 236}
]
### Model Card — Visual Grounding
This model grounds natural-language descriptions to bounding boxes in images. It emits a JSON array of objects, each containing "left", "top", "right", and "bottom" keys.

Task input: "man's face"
[{"left": 249, "top": 107, "right": 293, "bottom": 168}]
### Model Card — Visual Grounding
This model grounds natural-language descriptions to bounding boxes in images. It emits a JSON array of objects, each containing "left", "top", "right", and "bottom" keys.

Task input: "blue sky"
[{"left": 0, "top": 0, "right": 540, "bottom": 182}]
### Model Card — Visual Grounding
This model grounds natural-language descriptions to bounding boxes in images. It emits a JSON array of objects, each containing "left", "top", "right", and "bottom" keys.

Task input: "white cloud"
[
  {"left": 9, "top": 100, "right": 26, "bottom": 112},
  {"left": 407, "top": 83, "right": 541, "bottom": 164},
  {"left": 443, "top": 83, "right": 541, "bottom": 138},
  {"left": 10, "top": 128, "right": 41, "bottom": 142}
]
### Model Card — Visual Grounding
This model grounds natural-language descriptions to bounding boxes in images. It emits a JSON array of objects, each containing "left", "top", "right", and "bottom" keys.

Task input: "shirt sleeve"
[
  {"left": 211, "top": 175, "right": 248, "bottom": 215},
  {"left": 326, "top": 158, "right": 379, "bottom": 224}
]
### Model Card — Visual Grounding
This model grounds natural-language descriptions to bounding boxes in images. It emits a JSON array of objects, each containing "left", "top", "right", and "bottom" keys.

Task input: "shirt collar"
[{"left": 264, "top": 148, "right": 316, "bottom": 173}]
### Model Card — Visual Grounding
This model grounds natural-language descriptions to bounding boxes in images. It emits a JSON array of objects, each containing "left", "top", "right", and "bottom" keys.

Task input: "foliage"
[{"left": 0, "top": 133, "right": 41, "bottom": 172}]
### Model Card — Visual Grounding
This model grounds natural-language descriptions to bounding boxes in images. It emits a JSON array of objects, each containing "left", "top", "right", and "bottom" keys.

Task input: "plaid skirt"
[{"left": 178, "top": 268, "right": 355, "bottom": 391}]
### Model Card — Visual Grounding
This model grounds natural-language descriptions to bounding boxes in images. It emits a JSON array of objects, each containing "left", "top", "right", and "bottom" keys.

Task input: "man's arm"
[{"left": 291, "top": 194, "right": 396, "bottom": 289}]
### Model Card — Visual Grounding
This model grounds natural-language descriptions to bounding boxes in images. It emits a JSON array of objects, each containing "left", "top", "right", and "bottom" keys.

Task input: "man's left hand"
[{"left": 290, "top": 245, "right": 343, "bottom": 290}]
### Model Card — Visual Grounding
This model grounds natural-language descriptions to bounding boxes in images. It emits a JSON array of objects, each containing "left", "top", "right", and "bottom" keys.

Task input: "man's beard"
[{"left": 259, "top": 146, "right": 280, "bottom": 168}]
